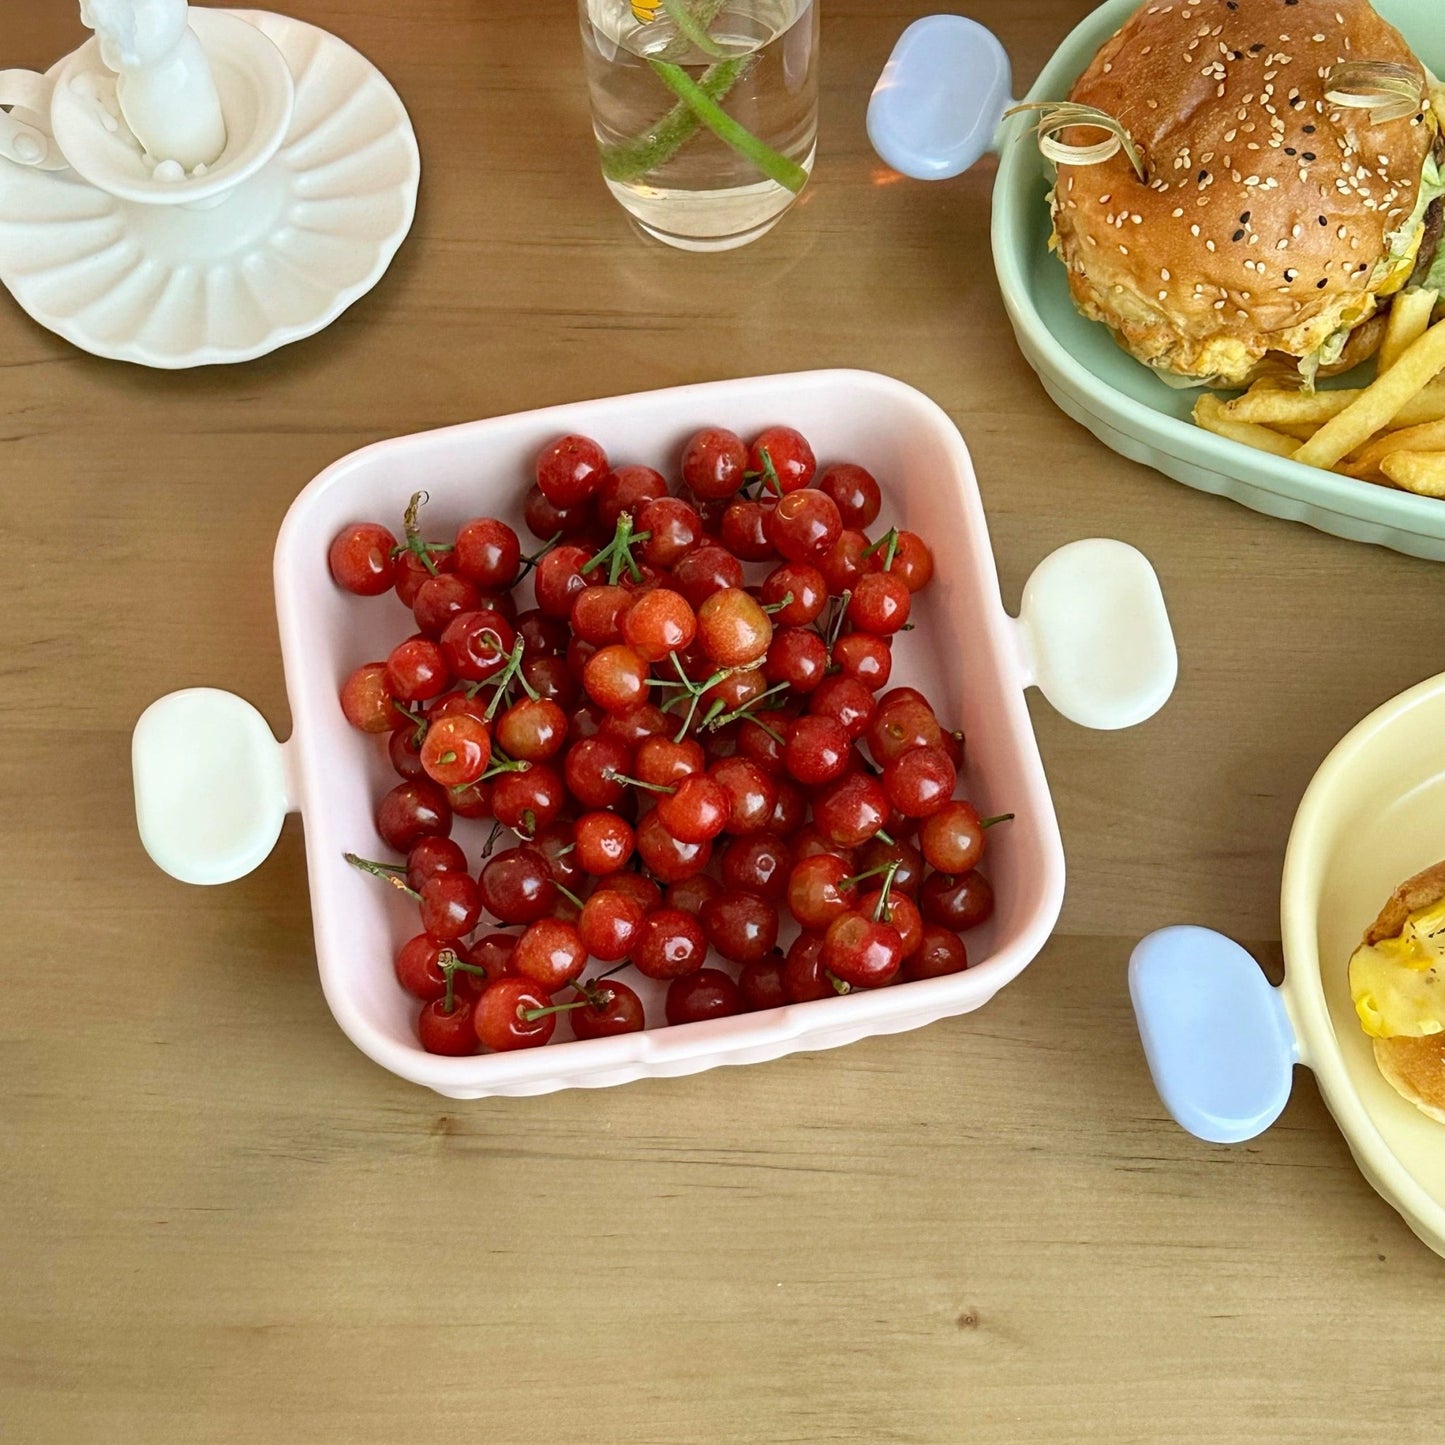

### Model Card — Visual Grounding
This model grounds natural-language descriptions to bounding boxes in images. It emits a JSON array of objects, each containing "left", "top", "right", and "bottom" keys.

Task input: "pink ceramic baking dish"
[{"left": 133, "top": 371, "right": 1176, "bottom": 1097}]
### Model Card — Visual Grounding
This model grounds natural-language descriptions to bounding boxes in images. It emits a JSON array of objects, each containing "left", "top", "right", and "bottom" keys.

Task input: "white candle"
[{"left": 79, "top": 0, "right": 227, "bottom": 170}]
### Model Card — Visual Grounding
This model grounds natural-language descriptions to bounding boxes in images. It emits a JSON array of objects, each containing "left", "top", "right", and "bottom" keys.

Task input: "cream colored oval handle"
[
  {"left": 1014, "top": 538, "right": 1177, "bottom": 730},
  {"left": 133, "top": 689, "right": 293, "bottom": 886},
  {"left": 0, "top": 69, "right": 67, "bottom": 171}
]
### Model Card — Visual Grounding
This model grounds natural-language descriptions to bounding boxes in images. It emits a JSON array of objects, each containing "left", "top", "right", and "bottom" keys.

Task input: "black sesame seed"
[
  {"left": 1319, "top": 215, "right": 1328, "bottom": 225},
  {"left": 1301, "top": 152, "right": 1316, "bottom": 162},
  {"left": 1303, "top": 124, "right": 1316, "bottom": 134},
  {"left": 1316, "top": 278, "right": 1327, "bottom": 288},
  {"left": 1249, "top": 42, "right": 1265, "bottom": 53},
  {"left": 1227, "top": 1, "right": 1237, "bottom": 8},
  {"left": 1229, "top": 49, "right": 1242, "bottom": 59},
  {"left": 1285, "top": 147, "right": 1297, "bottom": 156},
  {"left": 1199, "top": 169, "right": 1209, "bottom": 181},
  {"left": 1285, "top": 0, "right": 1297, "bottom": 7},
  {"left": 1232, "top": 229, "right": 1246, "bottom": 241},
  {"left": 1240, "top": 211, "right": 1251, "bottom": 223},
  {"left": 1290, "top": 96, "right": 1304, "bottom": 108}
]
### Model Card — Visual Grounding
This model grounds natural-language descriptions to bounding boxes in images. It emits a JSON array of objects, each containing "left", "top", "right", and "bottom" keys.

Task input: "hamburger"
[
  {"left": 1349, "top": 860, "right": 1445, "bottom": 1124},
  {"left": 1034, "top": 0, "right": 1445, "bottom": 388}
]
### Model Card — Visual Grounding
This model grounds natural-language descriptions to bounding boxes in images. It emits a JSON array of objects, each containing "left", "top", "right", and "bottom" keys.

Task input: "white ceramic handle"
[
  {"left": 0, "top": 68, "right": 67, "bottom": 171},
  {"left": 867, "top": 15, "right": 1014, "bottom": 180},
  {"left": 1014, "top": 539, "right": 1177, "bottom": 730},
  {"left": 133, "top": 689, "right": 293, "bottom": 886}
]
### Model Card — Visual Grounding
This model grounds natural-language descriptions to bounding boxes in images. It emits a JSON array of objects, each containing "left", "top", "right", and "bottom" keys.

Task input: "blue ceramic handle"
[
  {"left": 1129, "top": 927, "right": 1299, "bottom": 1144},
  {"left": 867, "top": 15, "right": 1013, "bottom": 181}
]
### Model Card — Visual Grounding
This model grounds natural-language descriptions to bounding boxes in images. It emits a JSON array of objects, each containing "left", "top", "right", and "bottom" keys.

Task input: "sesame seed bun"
[
  {"left": 1051, "top": 0, "right": 1437, "bottom": 386},
  {"left": 1361, "top": 860, "right": 1445, "bottom": 1124}
]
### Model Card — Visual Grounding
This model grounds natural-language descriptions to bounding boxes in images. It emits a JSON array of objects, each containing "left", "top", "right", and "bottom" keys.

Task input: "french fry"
[
  {"left": 1380, "top": 451, "right": 1445, "bottom": 497},
  {"left": 1272, "top": 421, "right": 1321, "bottom": 442},
  {"left": 1293, "top": 318, "right": 1445, "bottom": 470},
  {"left": 1224, "top": 378, "right": 1445, "bottom": 426},
  {"left": 1192, "top": 394, "right": 1299, "bottom": 457},
  {"left": 1378, "top": 288, "right": 1439, "bottom": 373},
  {"left": 1343, "top": 418, "right": 1445, "bottom": 479}
]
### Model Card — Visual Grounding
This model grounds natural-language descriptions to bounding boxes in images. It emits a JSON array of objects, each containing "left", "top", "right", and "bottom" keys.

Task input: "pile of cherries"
[{"left": 330, "top": 424, "right": 1007, "bottom": 1057}]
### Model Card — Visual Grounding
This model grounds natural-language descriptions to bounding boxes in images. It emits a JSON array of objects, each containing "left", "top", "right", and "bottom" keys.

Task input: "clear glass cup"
[{"left": 578, "top": 1, "right": 819, "bottom": 252}]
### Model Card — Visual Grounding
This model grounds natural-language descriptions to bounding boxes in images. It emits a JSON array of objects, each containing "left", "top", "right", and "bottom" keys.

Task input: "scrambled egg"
[{"left": 1350, "top": 898, "right": 1445, "bottom": 1039}]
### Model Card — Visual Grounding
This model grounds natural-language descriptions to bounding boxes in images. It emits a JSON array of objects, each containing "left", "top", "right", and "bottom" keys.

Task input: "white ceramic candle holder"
[{"left": 0, "top": 7, "right": 420, "bottom": 367}]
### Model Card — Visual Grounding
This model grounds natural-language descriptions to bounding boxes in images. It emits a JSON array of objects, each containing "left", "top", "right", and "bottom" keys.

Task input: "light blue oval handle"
[
  {"left": 1129, "top": 927, "right": 1300, "bottom": 1144},
  {"left": 867, "top": 15, "right": 1013, "bottom": 180}
]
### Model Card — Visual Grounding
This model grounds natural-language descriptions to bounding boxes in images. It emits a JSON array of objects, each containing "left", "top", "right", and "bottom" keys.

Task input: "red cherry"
[
  {"left": 419, "top": 872, "right": 482, "bottom": 941},
  {"left": 478, "top": 846, "right": 557, "bottom": 924},
  {"left": 919, "top": 870, "right": 994, "bottom": 931},
  {"left": 524, "top": 485, "right": 593, "bottom": 542},
  {"left": 571, "top": 584, "right": 632, "bottom": 645},
  {"left": 464, "top": 933, "right": 518, "bottom": 989},
  {"left": 418, "top": 996, "right": 477, "bottom": 1055},
  {"left": 782, "top": 715, "right": 850, "bottom": 787},
  {"left": 606, "top": 870, "right": 663, "bottom": 915},
  {"left": 454, "top": 516, "right": 521, "bottom": 590},
  {"left": 859, "top": 888, "right": 923, "bottom": 957},
  {"left": 812, "top": 773, "right": 889, "bottom": 849},
  {"left": 475, "top": 976, "right": 557, "bottom": 1050},
  {"left": 700, "top": 889, "right": 779, "bottom": 965},
  {"left": 666, "top": 872, "right": 723, "bottom": 914},
  {"left": 623, "top": 588, "right": 697, "bottom": 663},
  {"left": 673, "top": 544, "right": 744, "bottom": 609},
  {"left": 786, "top": 853, "right": 859, "bottom": 930},
  {"left": 822, "top": 910, "right": 903, "bottom": 988},
  {"left": 534, "top": 543, "right": 595, "bottom": 618},
  {"left": 633, "top": 908, "right": 708, "bottom": 980},
  {"left": 655, "top": 774, "right": 731, "bottom": 844},
  {"left": 638, "top": 497, "right": 703, "bottom": 568},
  {"left": 697, "top": 588, "right": 773, "bottom": 669},
  {"left": 329, "top": 522, "right": 398, "bottom": 595},
  {"left": 635, "top": 735, "right": 705, "bottom": 787},
  {"left": 819, "top": 529, "right": 879, "bottom": 594},
  {"left": 760, "top": 562, "right": 827, "bottom": 627},
  {"left": 573, "top": 812, "right": 635, "bottom": 874},
  {"left": 512, "top": 918, "right": 587, "bottom": 992},
  {"left": 816, "top": 462, "right": 882, "bottom": 529},
  {"left": 394, "top": 934, "right": 452, "bottom": 1001},
  {"left": 903, "top": 926, "right": 969, "bottom": 980},
  {"left": 748, "top": 426, "right": 815, "bottom": 493},
  {"left": 764, "top": 487, "right": 841, "bottom": 563},
  {"left": 341, "top": 662, "right": 395, "bottom": 733},
  {"left": 738, "top": 955, "right": 788, "bottom": 1012},
  {"left": 570, "top": 979, "right": 647, "bottom": 1038},
  {"left": 420, "top": 714, "right": 492, "bottom": 788},
  {"left": 563, "top": 734, "right": 632, "bottom": 809},
  {"left": 495, "top": 697, "right": 567, "bottom": 762},
  {"left": 394, "top": 548, "right": 456, "bottom": 608},
  {"left": 577, "top": 889, "right": 647, "bottom": 962},
  {"left": 847, "top": 572, "right": 911, "bottom": 635},
  {"left": 440, "top": 609, "right": 515, "bottom": 683},
  {"left": 413, "top": 573, "right": 482, "bottom": 639},
  {"left": 765, "top": 627, "right": 829, "bottom": 694},
  {"left": 536, "top": 434, "right": 609, "bottom": 508},
  {"left": 583, "top": 644, "right": 650, "bottom": 714},
  {"left": 681, "top": 427, "right": 748, "bottom": 500},
  {"left": 636, "top": 808, "right": 713, "bottom": 882},
  {"left": 832, "top": 632, "right": 892, "bottom": 691},
  {"left": 385, "top": 637, "right": 451, "bottom": 703},
  {"left": 882, "top": 744, "right": 956, "bottom": 818},
  {"left": 918, "top": 800, "right": 987, "bottom": 874},
  {"left": 490, "top": 762, "right": 565, "bottom": 836},
  {"left": 377, "top": 779, "right": 452, "bottom": 852},
  {"left": 782, "top": 931, "right": 835, "bottom": 1002},
  {"left": 719, "top": 832, "right": 791, "bottom": 901},
  {"left": 856, "top": 836, "right": 925, "bottom": 897},
  {"left": 666, "top": 968, "right": 744, "bottom": 1025},
  {"left": 720, "top": 499, "right": 778, "bottom": 563},
  {"left": 708, "top": 757, "right": 778, "bottom": 835},
  {"left": 406, "top": 835, "right": 469, "bottom": 891}
]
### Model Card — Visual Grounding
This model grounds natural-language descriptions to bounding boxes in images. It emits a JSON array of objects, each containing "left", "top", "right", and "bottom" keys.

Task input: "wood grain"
[{"left": 2, "top": 2, "right": 1443, "bottom": 1441}]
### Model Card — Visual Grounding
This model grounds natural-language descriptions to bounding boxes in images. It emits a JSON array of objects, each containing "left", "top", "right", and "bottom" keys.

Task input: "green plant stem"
[
  {"left": 647, "top": 59, "right": 808, "bottom": 193},
  {"left": 661, "top": 0, "right": 728, "bottom": 59}
]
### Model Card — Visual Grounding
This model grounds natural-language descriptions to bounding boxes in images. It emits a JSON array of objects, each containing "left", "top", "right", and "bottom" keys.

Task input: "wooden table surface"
[{"left": 3, "top": 2, "right": 1442, "bottom": 1440}]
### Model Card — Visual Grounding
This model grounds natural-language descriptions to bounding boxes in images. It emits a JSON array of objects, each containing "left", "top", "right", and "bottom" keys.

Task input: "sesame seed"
[
  {"left": 1161, "top": 269, "right": 1171, "bottom": 280},
  {"left": 1232, "top": 229, "right": 1245, "bottom": 241},
  {"left": 1316, "top": 278, "right": 1327, "bottom": 288},
  {"left": 1285, "top": 268, "right": 1297, "bottom": 280},
  {"left": 1172, "top": 207, "right": 1184, "bottom": 217}
]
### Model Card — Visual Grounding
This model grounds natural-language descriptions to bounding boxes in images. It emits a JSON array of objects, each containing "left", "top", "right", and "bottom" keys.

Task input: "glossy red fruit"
[
  {"left": 919, "top": 870, "right": 994, "bottom": 931},
  {"left": 536, "top": 434, "right": 609, "bottom": 508},
  {"left": 697, "top": 588, "right": 773, "bottom": 669},
  {"left": 856, "top": 836, "right": 925, "bottom": 898},
  {"left": 534, "top": 543, "right": 594, "bottom": 618},
  {"left": 418, "top": 996, "right": 477, "bottom": 1055},
  {"left": 812, "top": 773, "right": 889, "bottom": 849},
  {"left": 786, "top": 853, "right": 859, "bottom": 930},
  {"left": 623, "top": 588, "right": 697, "bottom": 663},
  {"left": 377, "top": 779, "right": 452, "bottom": 852},
  {"left": 782, "top": 931, "right": 836, "bottom": 1002},
  {"left": 464, "top": 933, "right": 519, "bottom": 989},
  {"left": 782, "top": 715, "right": 850, "bottom": 787},
  {"left": 765, "top": 487, "right": 841, "bottom": 563},
  {"left": 765, "top": 627, "right": 829, "bottom": 694},
  {"left": 655, "top": 774, "right": 730, "bottom": 844},
  {"left": 395, "top": 934, "right": 452, "bottom": 1001},
  {"left": 808, "top": 675, "right": 875, "bottom": 742},
  {"left": 636, "top": 808, "right": 713, "bottom": 882},
  {"left": 440, "top": 609, "right": 515, "bottom": 683},
  {"left": 865, "top": 692, "right": 943, "bottom": 766},
  {"left": 700, "top": 890, "right": 778, "bottom": 965},
  {"left": 521, "top": 654, "right": 579, "bottom": 708},
  {"left": 859, "top": 888, "right": 923, "bottom": 958},
  {"left": 719, "top": 832, "right": 791, "bottom": 901},
  {"left": 329, "top": 522, "right": 398, "bottom": 596},
  {"left": 760, "top": 562, "right": 827, "bottom": 627},
  {"left": 599, "top": 702, "right": 670, "bottom": 750},
  {"left": 563, "top": 734, "right": 632, "bottom": 809},
  {"left": 738, "top": 955, "right": 788, "bottom": 1012},
  {"left": 577, "top": 889, "right": 647, "bottom": 962},
  {"left": 832, "top": 632, "right": 892, "bottom": 691},
  {"left": 735, "top": 711, "right": 789, "bottom": 771},
  {"left": 385, "top": 638, "right": 451, "bottom": 703},
  {"left": 419, "top": 872, "right": 482, "bottom": 941},
  {"left": 341, "top": 662, "right": 395, "bottom": 733},
  {"left": 633, "top": 908, "right": 708, "bottom": 980},
  {"left": 475, "top": 976, "right": 557, "bottom": 1051},
  {"left": 673, "top": 543, "right": 745, "bottom": 609},
  {"left": 448, "top": 776, "right": 492, "bottom": 820},
  {"left": 420, "top": 714, "right": 492, "bottom": 788},
  {"left": 516, "top": 607, "right": 569, "bottom": 657},
  {"left": 524, "top": 485, "right": 592, "bottom": 542},
  {"left": 748, "top": 426, "right": 815, "bottom": 493},
  {"left": 847, "top": 572, "right": 911, "bottom": 635},
  {"left": 720, "top": 499, "right": 777, "bottom": 563},
  {"left": 820, "top": 529, "right": 879, "bottom": 595},
  {"left": 571, "top": 584, "right": 632, "bottom": 645},
  {"left": 903, "top": 926, "right": 969, "bottom": 980},
  {"left": 512, "top": 918, "right": 587, "bottom": 992},
  {"left": 767, "top": 778, "right": 808, "bottom": 837},
  {"left": 495, "top": 697, "right": 567, "bottom": 762},
  {"left": 919, "top": 800, "right": 987, "bottom": 874},
  {"left": 790, "top": 825, "right": 853, "bottom": 867},
  {"left": 596, "top": 465, "right": 668, "bottom": 531},
  {"left": 885, "top": 531, "right": 934, "bottom": 592},
  {"left": 709, "top": 757, "right": 778, "bottom": 835},
  {"left": 638, "top": 497, "right": 703, "bottom": 568},
  {"left": 453, "top": 516, "right": 521, "bottom": 589},
  {"left": 883, "top": 744, "right": 956, "bottom": 818},
  {"left": 490, "top": 762, "right": 565, "bottom": 836},
  {"left": 583, "top": 644, "right": 650, "bottom": 714},
  {"left": 412, "top": 573, "right": 481, "bottom": 639},
  {"left": 681, "top": 427, "right": 748, "bottom": 500},
  {"left": 665, "top": 872, "right": 722, "bottom": 914},
  {"left": 816, "top": 462, "right": 882, "bottom": 529},
  {"left": 606, "top": 871, "right": 663, "bottom": 916},
  {"left": 666, "top": 968, "right": 744, "bottom": 1025},
  {"left": 570, "top": 980, "right": 647, "bottom": 1039},
  {"left": 406, "top": 835, "right": 469, "bottom": 892},
  {"left": 478, "top": 846, "right": 558, "bottom": 924},
  {"left": 823, "top": 911, "right": 903, "bottom": 988},
  {"left": 635, "top": 735, "right": 705, "bottom": 787},
  {"left": 573, "top": 812, "right": 635, "bottom": 874}
]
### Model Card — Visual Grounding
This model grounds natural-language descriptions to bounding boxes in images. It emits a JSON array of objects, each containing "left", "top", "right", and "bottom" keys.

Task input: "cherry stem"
[
  {"left": 476, "top": 637, "right": 531, "bottom": 720},
  {"left": 870, "top": 861, "right": 902, "bottom": 924},
  {"left": 761, "top": 591, "right": 794, "bottom": 615},
  {"left": 825, "top": 589, "right": 852, "bottom": 651},
  {"left": 654, "top": 650, "right": 732, "bottom": 738},
  {"left": 582, "top": 510, "right": 651, "bottom": 586},
  {"left": 981, "top": 813, "right": 1015, "bottom": 830},
  {"left": 875, "top": 827, "right": 895, "bottom": 846},
  {"left": 571, "top": 977, "right": 616, "bottom": 1009},
  {"left": 838, "top": 860, "right": 896, "bottom": 891},
  {"left": 704, "top": 679, "right": 791, "bottom": 733},
  {"left": 439, "top": 949, "right": 458, "bottom": 1015},
  {"left": 516, "top": 531, "right": 562, "bottom": 581},
  {"left": 482, "top": 821, "right": 503, "bottom": 858},
  {"left": 826, "top": 969, "right": 852, "bottom": 995},
  {"left": 862, "top": 526, "right": 900, "bottom": 572},
  {"left": 397, "top": 491, "right": 454, "bottom": 577},
  {"left": 481, "top": 745, "right": 530, "bottom": 780},
  {"left": 438, "top": 948, "right": 491, "bottom": 982},
  {"left": 521, "top": 998, "right": 591, "bottom": 1022},
  {"left": 555, "top": 882, "right": 586, "bottom": 910},
  {"left": 603, "top": 769, "right": 676, "bottom": 795},
  {"left": 344, "top": 852, "right": 421, "bottom": 901},
  {"left": 749, "top": 445, "right": 782, "bottom": 498}
]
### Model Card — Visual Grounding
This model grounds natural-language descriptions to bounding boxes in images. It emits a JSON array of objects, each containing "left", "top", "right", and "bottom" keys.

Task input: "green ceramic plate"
[{"left": 992, "top": 0, "right": 1445, "bottom": 559}]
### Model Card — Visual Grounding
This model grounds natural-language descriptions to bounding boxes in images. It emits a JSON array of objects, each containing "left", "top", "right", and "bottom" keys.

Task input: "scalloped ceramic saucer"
[{"left": 0, "top": 10, "right": 419, "bottom": 368}]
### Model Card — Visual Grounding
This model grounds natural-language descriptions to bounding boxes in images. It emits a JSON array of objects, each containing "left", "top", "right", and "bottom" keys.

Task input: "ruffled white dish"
[{"left": 0, "top": 10, "right": 419, "bottom": 368}]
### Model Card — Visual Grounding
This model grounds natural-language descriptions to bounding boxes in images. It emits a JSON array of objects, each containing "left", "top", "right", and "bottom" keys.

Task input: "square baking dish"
[{"left": 134, "top": 370, "right": 1175, "bottom": 1097}]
